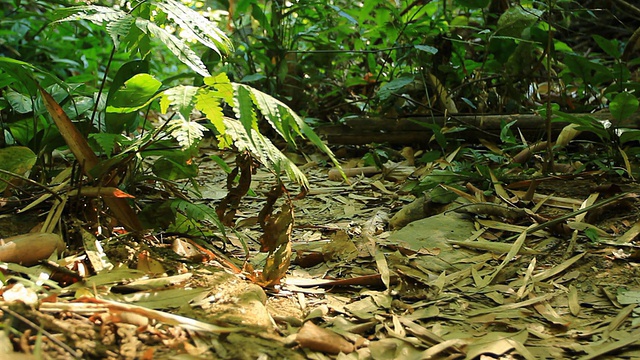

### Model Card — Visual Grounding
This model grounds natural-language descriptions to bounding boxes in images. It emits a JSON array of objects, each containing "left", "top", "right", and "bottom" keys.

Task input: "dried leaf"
[{"left": 296, "top": 321, "right": 354, "bottom": 354}]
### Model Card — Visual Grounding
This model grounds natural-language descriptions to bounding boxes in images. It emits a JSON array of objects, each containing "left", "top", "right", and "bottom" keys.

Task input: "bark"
[{"left": 317, "top": 110, "right": 640, "bottom": 145}]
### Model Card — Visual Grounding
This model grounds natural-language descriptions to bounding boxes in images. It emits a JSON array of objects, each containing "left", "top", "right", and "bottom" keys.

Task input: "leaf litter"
[{"left": 2, "top": 147, "right": 640, "bottom": 359}]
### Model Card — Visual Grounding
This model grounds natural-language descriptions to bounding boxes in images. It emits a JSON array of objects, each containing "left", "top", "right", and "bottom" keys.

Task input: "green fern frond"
[
  {"left": 166, "top": 115, "right": 206, "bottom": 149},
  {"left": 244, "top": 85, "right": 301, "bottom": 145},
  {"left": 161, "top": 85, "right": 199, "bottom": 119},
  {"left": 154, "top": 0, "right": 232, "bottom": 55},
  {"left": 194, "top": 90, "right": 232, "bottom": 147},
  {"left": 170, "top": 199, "right": 226, "bottom": 236},
  {"left": 135, "top": 18, "right": 211, "bottom": 77},
  {"left": 54, "top": 6, "right": 133, "bottom": 46},
  {"left": 54, "top": 6, "right": 130, "bottom": 25},
  {"left": 204, "top": 73, "right": 234, "bottom": 104},
  {"left": 89, "top": 133, "right": 127, "bottom": 157},
  {"left": 233, "top": 84, "right": 259, "bottom": 135},
  {"left": 223, "top": 118, "right": 309, "bottom": 188},
  {"left": 242, "top": 85, "right": 344, "bottom": 176}
]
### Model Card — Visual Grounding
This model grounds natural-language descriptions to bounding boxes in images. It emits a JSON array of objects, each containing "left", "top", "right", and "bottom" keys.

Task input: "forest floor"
[{"left": 3, "top": 140, "right": 640, "bottom": 360}]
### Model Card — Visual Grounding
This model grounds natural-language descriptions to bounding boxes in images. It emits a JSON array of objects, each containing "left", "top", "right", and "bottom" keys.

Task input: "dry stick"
[
  {"left": 0, "top": 168, "right": 63, "bottom": 202},
  {"left": 503, "top": 192, "right": 632, "bottom": 243}
]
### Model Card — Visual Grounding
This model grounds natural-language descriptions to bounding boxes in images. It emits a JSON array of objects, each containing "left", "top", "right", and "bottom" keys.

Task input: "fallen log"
[{"left": 317, "top": 110, "right": 640, "bottom": 145}]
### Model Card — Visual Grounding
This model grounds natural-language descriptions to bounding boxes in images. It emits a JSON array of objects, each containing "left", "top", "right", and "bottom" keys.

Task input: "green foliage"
[
  {"left": 53, "top": 1, "right": 232, "bottom": 76},
  {"left": 0, "top": 0, "right": 347, "bottom": 237}
]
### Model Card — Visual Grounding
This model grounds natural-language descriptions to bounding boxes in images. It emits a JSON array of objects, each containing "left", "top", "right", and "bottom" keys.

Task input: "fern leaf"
[
  {"left": 242, "top": 86, "right": 343, "bottom": 177},
  {"left": 89, "top": 133, "right": 126, "bottom": 157},
  {"left": 135, "top": 18, "right": 211, "bottom": 77},
  {"left": 170, "top": 199, "right": 226, "bottom": 236},
  {"left": 54, "top": 6, "right": 129, "bottom": 24},
  {"left": 154, "top": 0, "right": 232, "bottom": 55},
  {"left": 194, "top": 89, "right": 232, "bottom": 147},
  {"left": 223, "top": 118, "right": 309, "bottom": 188},
  {"left": 161, "top": 85, "right": 199, "bottom": 119},
  {"left": 244, "top": 85, "right": 301, "bottom": 144},
  {"left": 166, "top": 114, "right": 206, "bottom": 149},
  {"left": 54, "top": 6, "right": 133, "bottom": 46},
  {"left": 233, "top": 84, "right": 258, "bottom": 136},
  {"left": 204, "top": 73, "right": 234, "bottom": 104},
  {"left": 106, "top": 15, "right": 135, "bottom": 46}
]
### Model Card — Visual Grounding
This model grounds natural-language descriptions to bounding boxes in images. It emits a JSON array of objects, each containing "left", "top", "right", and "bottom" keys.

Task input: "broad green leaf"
[
  {"left": 5, "top": 90, "right": 33, "bottom": 113},
  {"left": 0, "top": 146, "right": 37, "bottom": 192},
  {"left": 240, "top": 73, "right": 267, "bottom": 83},
  {"left": 593, "top": 35, "right": 621, "bottom": 59},
  {"left": 619, "top": 129, "right": 640, "bottom": 144},
  {"left": 497, "top": 6, "right": 542, "bottom": 37},
  {"left": 378, "top": 76, "right": 414, "bottom": 101},
  {"left": 0, "top": 58, "right": 39, "bottom": 96},
  {"left": 106, "top": 73, "right": 162, "bottom": 113},
  {"left": 152, "top": 156, "right": 198, "bottom": 180},
  {"left": 563, "top": 54, "right": 614, "bottom": 85},
  {"left": 610, "top": 92, "right": 639, "bottom": 122},
  {"left": 204, "top": 73, "right": 234, "bottom": 104},
  {"left": 105, "top": 60, "right": 150, "bottom": 133}
]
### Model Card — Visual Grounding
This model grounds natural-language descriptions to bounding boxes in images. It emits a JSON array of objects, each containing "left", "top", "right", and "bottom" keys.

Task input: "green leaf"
[
  {"left": 105, "top": 60, "right": 150, "bottom": 133},
  {"left": 106, "top": 73, "right": 162, "bottom": 113},
  {"left": 88, "top": 133, "right": 127, "bottom": 157},
  {"left": 153, "top": 156, "right": 198, "bottom": 180},
  {"left": 497, "top": 6, "right": 542, "bottom": 37},
  {"left": 204, "top": 73, "right": 234, "bottom": 104},
  {"left": 233, "top": 84, "right": 258, "bottom": 135},
  {"left": 563, "top": 54, "right": 613, "bottom": 85},
  {"left": 500, "top": 119, "right": 517, "bottom": 144},
  {"left": 619, "top": 129, "right": 640, "bottom": 144},
  {"left": 5, "top": 90, "right": 33, "bottom": 113},
  {"left": 0, "top": 146, "right": 37, "bottom": 192},
  {"left": 154, "top": 0, "right": 232, "bottom": 55},
  {"left": 610, "top": 92, "right": 639, "bottom": 122},
  {"left": 224, "top": 119, "right": 309, "bottom": 188},
  {"left": 414, "top": 44, "right": 438, "bottom": 55},
  {"left": 194, "top": 89, "right": 226, "bottom": 134},
  {"left": 593, "top": 35, "right": 620, "bottom": 59},
  {"left": 247, "top": 86, "right": 297, "bottom": 144},
  {"left": 135, "top": 18, "right": 211, "bottom": 77},
  {"left": 166, "top": 115, "right": 206, "bottom": 149},
  {"left": 378, "top": 76, "right": 414, "bottom": 101},
  {"left": 161, "top": 85, "right": 199, "bottom": 120}
]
